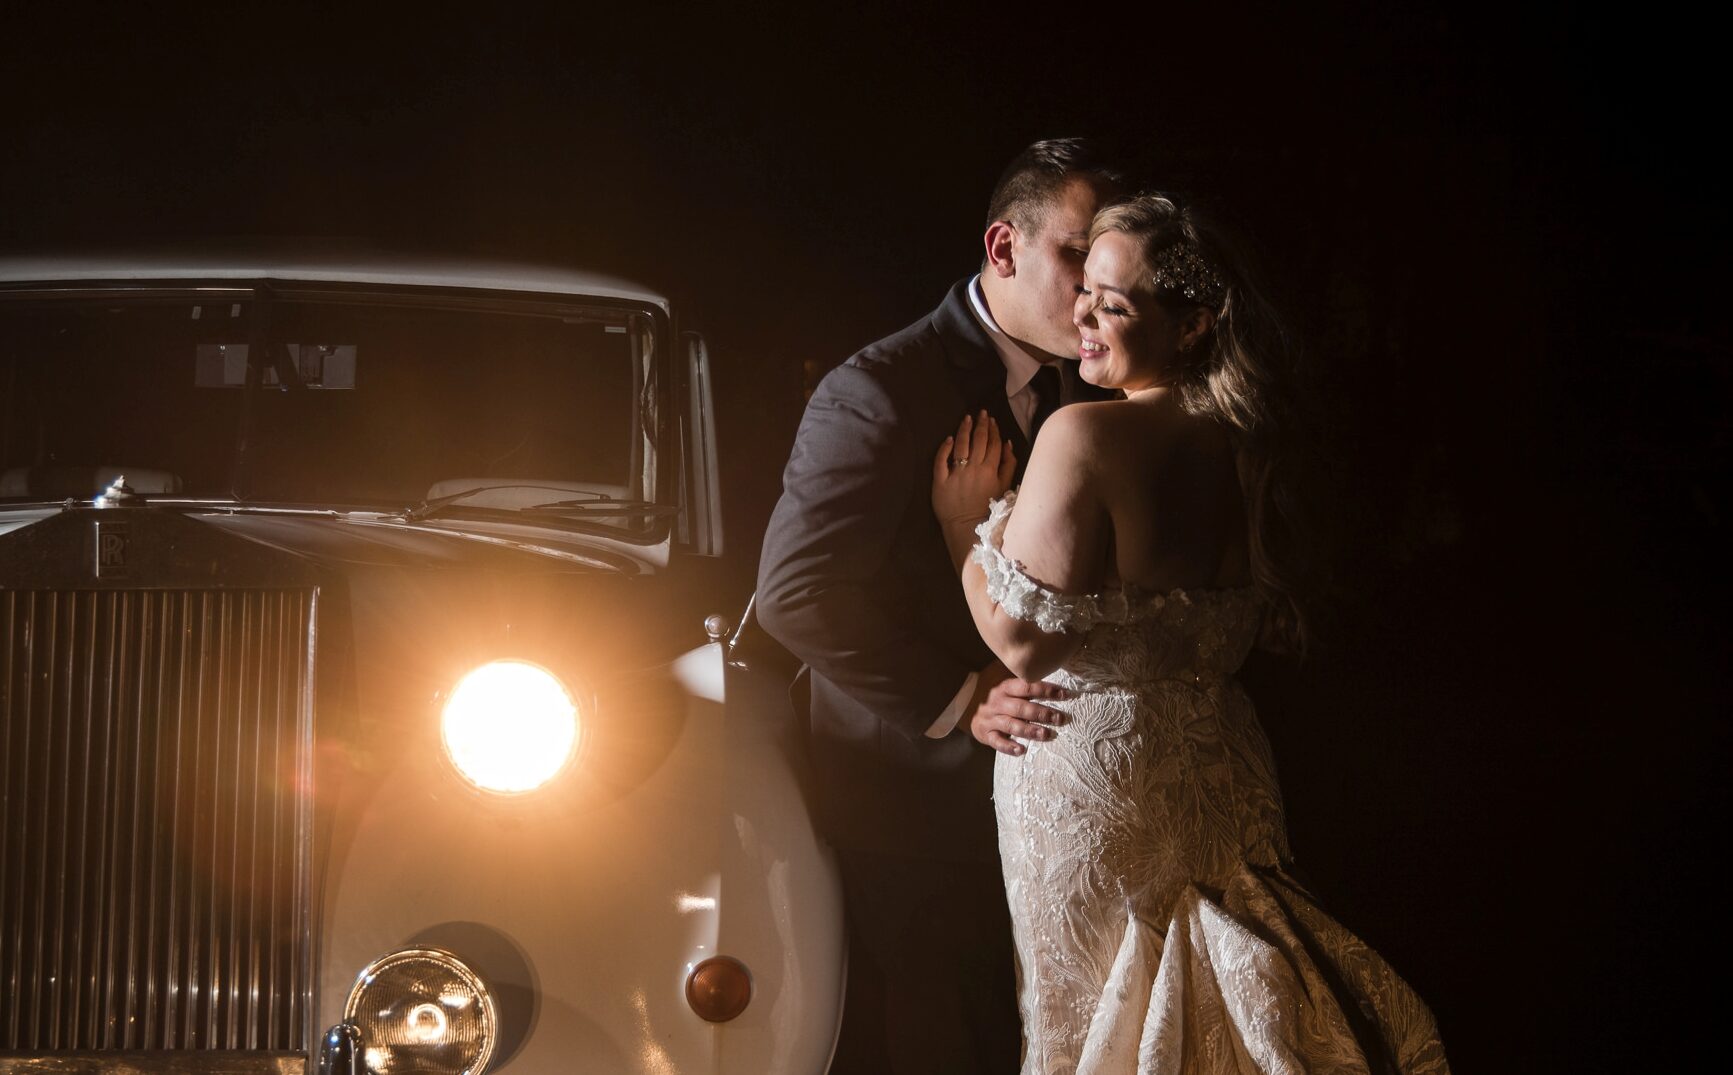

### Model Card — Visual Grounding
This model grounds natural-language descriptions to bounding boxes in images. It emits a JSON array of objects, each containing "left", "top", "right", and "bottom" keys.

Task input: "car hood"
[
  {"left": 0, "top": 503, "right": 700, "bottom": 686},
  {"left": 0, "top": 503, "right": 668, "bottom": 575}
]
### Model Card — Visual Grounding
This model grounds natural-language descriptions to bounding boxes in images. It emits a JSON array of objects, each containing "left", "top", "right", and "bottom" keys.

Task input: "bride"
[{"left": 931, "top": 194, "right": 1449, "bottom": 1074}]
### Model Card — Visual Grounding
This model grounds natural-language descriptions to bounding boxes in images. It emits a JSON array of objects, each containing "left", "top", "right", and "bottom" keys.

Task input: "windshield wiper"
[
  {"left": 400, "top": 484, "right": 675, "bottom": 522},
  {"left": 519, "top": 498, "right": 681, "bottom": 516}
]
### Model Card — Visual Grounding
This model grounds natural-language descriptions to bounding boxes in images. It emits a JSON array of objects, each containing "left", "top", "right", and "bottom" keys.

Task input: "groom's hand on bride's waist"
[{"left": 964, "top": 660, "right": 1070, "bottom": 757}]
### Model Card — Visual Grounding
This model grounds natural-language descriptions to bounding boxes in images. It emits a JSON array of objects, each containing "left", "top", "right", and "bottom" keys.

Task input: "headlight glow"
[{"left": 441, "top": 659, "right": 579, "bottom": 793}]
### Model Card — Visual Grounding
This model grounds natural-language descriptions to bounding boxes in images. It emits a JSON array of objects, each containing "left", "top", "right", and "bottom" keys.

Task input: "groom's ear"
[{"left": 984, "top": 220, "right": 1018, "bottom": 278}]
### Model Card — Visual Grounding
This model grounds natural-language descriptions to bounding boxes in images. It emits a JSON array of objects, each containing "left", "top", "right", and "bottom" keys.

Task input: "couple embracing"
[{"left": 756, "top": 140, "right": 1450, "bottom": 1075}]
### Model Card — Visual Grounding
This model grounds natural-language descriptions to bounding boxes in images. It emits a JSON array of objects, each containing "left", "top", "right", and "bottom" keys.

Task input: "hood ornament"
[{"left": 93, "top": 475, "right": 142, "bottom": 508}]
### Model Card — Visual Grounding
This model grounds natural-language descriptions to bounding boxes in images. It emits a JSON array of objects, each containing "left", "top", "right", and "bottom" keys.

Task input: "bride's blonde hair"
[{"left": 1090, "top": 194, "right": 1311, "bottom": 653}]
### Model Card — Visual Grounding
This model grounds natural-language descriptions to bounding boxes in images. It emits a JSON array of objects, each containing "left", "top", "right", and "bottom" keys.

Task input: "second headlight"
[
  {"left": 345, "top": 946, "right": 496, "bottom": 1075},
  {"left": 441, "top": 659, "right": 579, "bottom": 794}
]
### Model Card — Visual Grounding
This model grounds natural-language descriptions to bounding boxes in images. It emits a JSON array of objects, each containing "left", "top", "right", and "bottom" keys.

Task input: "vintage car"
[{"left": 0, "top": 250, "right": 844, "bottom": 1074}]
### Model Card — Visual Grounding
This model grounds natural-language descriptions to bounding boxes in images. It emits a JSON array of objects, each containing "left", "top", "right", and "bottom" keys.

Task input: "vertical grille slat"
[
  {"left": 181, "top": 592, "right": 207, "bottom": 1050},
  {"left": 241, "top": 594, "right": 265, "bottom": 1050},
  {"left": 140, "top": 591, "right": 180, "bottom": 1049},
  {"left": 82, "top": 593, "right": 109, "bottom": 1047},
  {"left": 33, "top": 593, "right": 59, "bottom": 1047},
  {"left": 71, "top": 591, "right": 107, "bottom": 1046},
  {"left": 66, "top": 591, "right": 99, "bottom": 1047},
  {"left": 105, "top": 594, "right": 128, "bottom": 1038},
  {"left": 117, "top": 591, "right": 143, "bottom": 1047},
  {"left": 263, "top": 596, "right": 286, "bottom": 1051},
  {"left": 7, "top": 590, "right": 38, "bottom": 1046},
  {"left": 0, "top": 591, "right": 11, "bottom": 1041},
  {"left": 161, "top": 590, "right": 191, "bottom": 1048},
  {"left": 195, "top": 592, "right": 220, "bottom": 1050},
  {"left": 2, "top": 591, "right": 22, "bottom": 1046},
  {"left": 1, "top": 588, "right": 314, "bottom": 1053},
  {"left": 291, "top": 594, "right": 313, "bottom": 1042}
]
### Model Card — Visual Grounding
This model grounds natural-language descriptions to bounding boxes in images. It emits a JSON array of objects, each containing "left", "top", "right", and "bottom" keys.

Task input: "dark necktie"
[{"left": 1028, "top": 364, "right": 1062, "bottom": 443}]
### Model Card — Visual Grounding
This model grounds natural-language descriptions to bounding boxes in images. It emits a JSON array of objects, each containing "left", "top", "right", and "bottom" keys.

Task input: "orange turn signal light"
[{"left": 685, "top": 955, "right": 752, "bottom": 1022}]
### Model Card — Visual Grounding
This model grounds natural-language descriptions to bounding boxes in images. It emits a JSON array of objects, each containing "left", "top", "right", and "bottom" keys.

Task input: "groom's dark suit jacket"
[{"left": 757, "top": 279, "right": 1099, "bottom": 863}]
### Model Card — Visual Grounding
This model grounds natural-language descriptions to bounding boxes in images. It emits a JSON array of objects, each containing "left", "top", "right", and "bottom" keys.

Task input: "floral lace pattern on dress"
[
  {"left": 972, "top": 491, "right": 1126, "bottom": 634},
  {"left": 973, "top": 490, "right": 1449, "bottom": 1075}
]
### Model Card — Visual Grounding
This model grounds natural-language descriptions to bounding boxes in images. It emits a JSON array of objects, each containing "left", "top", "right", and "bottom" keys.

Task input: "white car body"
[{"left": 0, "top": 249, "right": 843, "bottom": 1075}]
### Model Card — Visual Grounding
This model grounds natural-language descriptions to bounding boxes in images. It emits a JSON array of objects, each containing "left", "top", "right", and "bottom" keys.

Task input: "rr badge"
[{"left": 94, "top": 520, "right": 129, "bottom": 579}]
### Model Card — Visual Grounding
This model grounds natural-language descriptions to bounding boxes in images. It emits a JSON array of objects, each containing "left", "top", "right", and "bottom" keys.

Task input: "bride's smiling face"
[{"left": 1074, "top": 231, "right": 1204, "bottom": 393}]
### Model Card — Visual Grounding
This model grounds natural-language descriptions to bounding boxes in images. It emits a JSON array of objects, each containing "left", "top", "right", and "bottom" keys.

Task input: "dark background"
[{"left": 3, "top": 4, "right": 1725, "bottom": 1070}]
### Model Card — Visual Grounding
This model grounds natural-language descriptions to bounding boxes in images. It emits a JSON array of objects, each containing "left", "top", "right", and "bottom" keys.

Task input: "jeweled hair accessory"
[{"left": 1149, "top": 242, "right": 1226, "bottom": 307}]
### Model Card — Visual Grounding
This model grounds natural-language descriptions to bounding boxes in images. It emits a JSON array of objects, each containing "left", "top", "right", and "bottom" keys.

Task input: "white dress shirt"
[{"left": 925, "top": 275, "right": 1055, "bottom": 738}]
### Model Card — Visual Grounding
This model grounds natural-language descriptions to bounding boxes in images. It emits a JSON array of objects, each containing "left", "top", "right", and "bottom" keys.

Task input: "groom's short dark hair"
[{"left": 985, "top": 138, "right": 1128, "bottom": 234}]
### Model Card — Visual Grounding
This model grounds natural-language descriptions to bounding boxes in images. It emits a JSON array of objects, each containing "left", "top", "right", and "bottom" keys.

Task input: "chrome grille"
[{"left": 1, "top": 588, "right": 314, "bottom": 1052}]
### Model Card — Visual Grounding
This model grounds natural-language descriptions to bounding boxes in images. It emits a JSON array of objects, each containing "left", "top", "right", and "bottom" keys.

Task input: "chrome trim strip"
[
  {"left": 315, "top": 1024, "right": 362, "bottom": 1075},
  {"left": 0, "top": 1052, "right": 306, "bottom": 1074}
]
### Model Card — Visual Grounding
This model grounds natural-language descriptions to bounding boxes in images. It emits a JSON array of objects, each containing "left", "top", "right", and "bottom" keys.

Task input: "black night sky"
[{"left": 3, "top": 4, "right": 1725, "bottom": 1070}]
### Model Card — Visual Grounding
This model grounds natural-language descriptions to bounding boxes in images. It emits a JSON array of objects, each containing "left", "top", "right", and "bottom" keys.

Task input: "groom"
[{"left": 756, "top": 138, "right": 1126, "bottom": 1073}]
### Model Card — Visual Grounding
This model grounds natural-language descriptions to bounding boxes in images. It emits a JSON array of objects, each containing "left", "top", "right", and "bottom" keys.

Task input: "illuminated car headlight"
[
  {"left": 441, "top": 659, "right": 579, "bottom": 793},
  {"left": 345, "top": 947, "right": 497, "bottom": 1075}
]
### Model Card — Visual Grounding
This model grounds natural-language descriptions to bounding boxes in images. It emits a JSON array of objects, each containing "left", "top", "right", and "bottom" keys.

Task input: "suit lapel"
[{"left": 931, "top": 279, "right": 1033, "bottom": 479}]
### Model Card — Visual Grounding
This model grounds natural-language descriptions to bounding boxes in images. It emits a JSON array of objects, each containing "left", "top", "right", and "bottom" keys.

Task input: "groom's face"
[{"left": 1005, "top": 177, "right": 1106, "bottom": 361}]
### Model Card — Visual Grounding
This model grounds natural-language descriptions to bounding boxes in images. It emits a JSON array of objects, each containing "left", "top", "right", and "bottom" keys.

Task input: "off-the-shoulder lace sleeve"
[{"left": 969, "top": 490, "right": 1124, "bottom": 634}]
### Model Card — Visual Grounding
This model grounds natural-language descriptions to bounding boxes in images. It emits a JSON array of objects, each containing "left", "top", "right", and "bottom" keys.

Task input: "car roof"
[{"left": 0, "top": 246, "right": 670, "bottom": 311}]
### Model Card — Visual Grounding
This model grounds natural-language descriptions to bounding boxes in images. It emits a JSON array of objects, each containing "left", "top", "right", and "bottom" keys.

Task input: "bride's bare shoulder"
[
  {"left": 1036, "top": 398, "right": 1144, "bottom": 439},
  {"left": 1021, "top": 400, "right": 1120, "bottom": 475},
  {"left": 1032, "top": 399, "right": 1232, "bottom": 502},
  {"left": 1036, "top": 398, "right": 1165, "bottom": 459}
]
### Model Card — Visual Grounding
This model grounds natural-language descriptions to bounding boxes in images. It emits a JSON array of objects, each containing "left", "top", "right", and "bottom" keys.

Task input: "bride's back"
[{"left": 1081, "top": 396, "right": 1251, "bottom": 594}]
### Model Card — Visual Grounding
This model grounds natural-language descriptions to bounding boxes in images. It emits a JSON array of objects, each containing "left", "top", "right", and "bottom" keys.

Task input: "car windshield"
[{"left": 0, "top": 288, "right": 662, "bottom": 525}]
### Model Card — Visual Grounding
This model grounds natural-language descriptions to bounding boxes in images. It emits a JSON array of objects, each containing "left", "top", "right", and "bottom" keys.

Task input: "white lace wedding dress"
[{"left": 973, "top": 493, "right": 1450, "bottom": 1075}]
